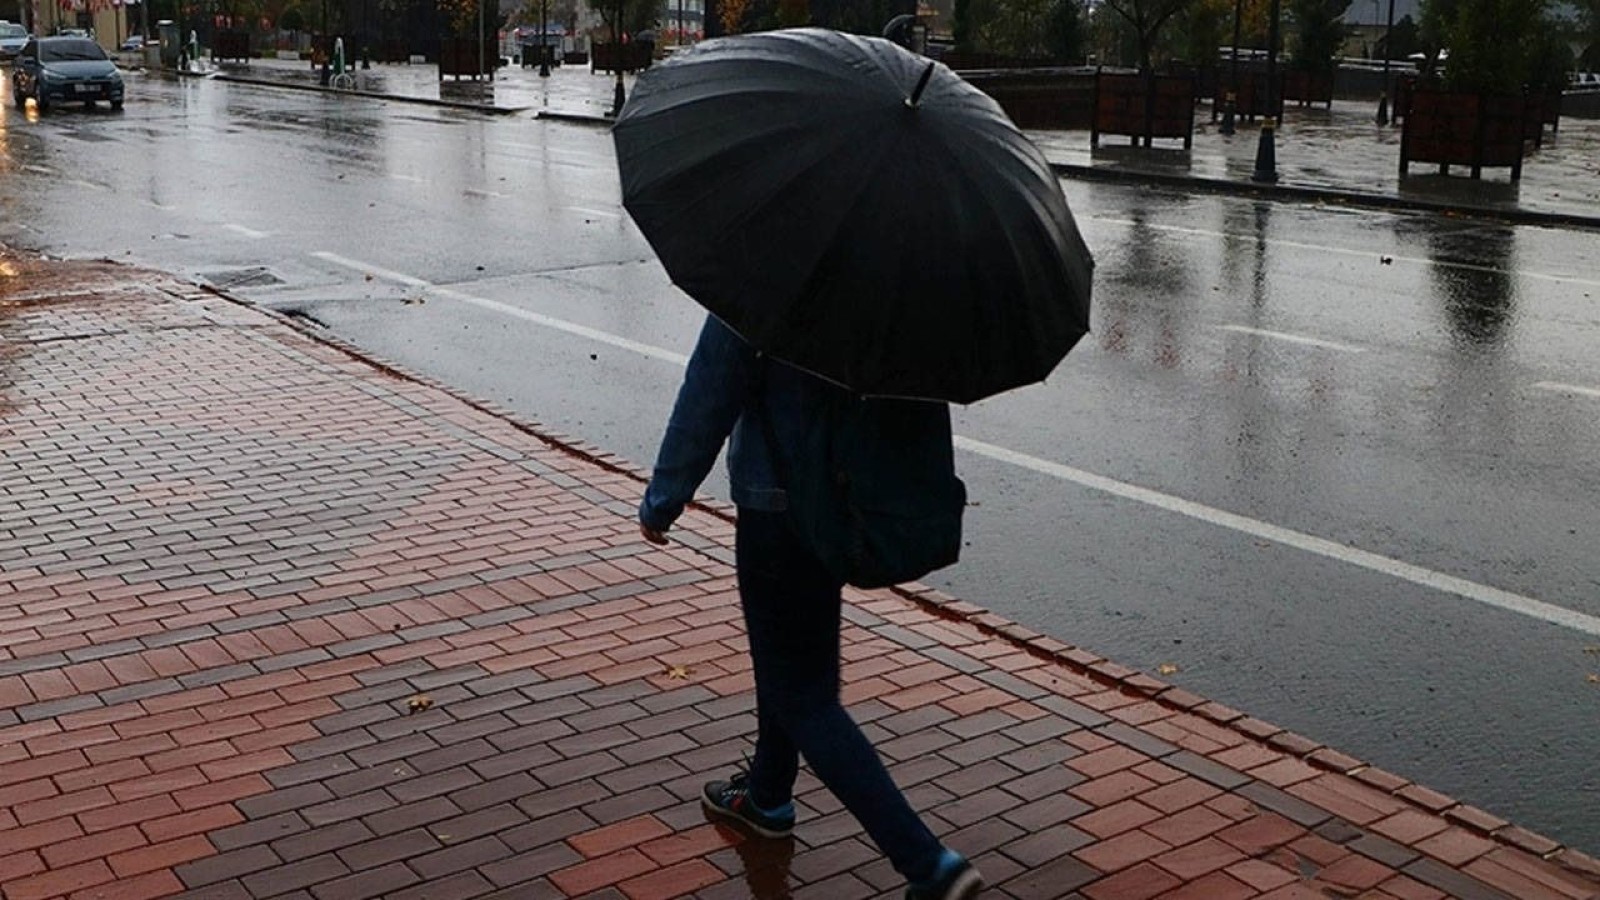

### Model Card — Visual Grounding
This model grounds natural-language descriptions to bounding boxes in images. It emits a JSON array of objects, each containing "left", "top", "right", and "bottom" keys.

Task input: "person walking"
[{"left": 638, "top": 314, "right": 984, "bottom": 900}]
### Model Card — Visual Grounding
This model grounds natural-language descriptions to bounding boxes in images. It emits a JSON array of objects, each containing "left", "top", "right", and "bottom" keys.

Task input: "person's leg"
[{"left": 735, "top": 509, "right": 945, "bottom": 883}]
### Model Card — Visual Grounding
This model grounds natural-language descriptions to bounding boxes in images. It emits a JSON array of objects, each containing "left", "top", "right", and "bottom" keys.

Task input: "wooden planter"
[
  {"left": 590, "top": 41, "right": 651, "bottom": 74},
  {"left": 1091, "top": 71, "right": 1195, "bottom": 149},
  {"left": 212, "top": 31, "right": 249, "bottom": 63},
  {"left": 439, "top": 37, "right": 492, "bottom": 80},
  {"left": 1400, "top": 89, "right": 1526, "bottom": 180},
  {"left": 1521, "top": 89, "right": 1562, "bottom": 147},
  {"left": 1282, "top": 69, "right": 1333, "bottom": 108},
  {"left": 1213, "top": 70, "right": 1285, "bottom": 122},
  {"left": 958, "top": 68, "right": 1095, "bottom": 130}
]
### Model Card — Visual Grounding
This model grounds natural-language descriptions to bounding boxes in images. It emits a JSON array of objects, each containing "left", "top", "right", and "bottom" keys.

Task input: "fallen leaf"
[
  {"left": 1583, "top": 645, "right": 1599, "bottom": 655},
  {"left": 1587, "top": 673, "right": 1599, "bottom": 684},
  {"left": 407, "top": 695, "right": 434, "bottom": 714},
  {"left": 1157, "top": 663, "right": 1180, "bottom": 676},
  {"left": 665, "top": 665, "right": 691, "bottom": 680}
]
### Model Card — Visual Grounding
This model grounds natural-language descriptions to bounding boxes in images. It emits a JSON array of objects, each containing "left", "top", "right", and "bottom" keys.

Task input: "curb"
[
  {"left": 170, "top": 273, "right": 1600, "bottom": 882},
  {"left": 146, "top": 64, "right": 1600, "bottom": 228},
  {"left": 1052, "top": 162, "right": 1600, "bottom": 231},
  {"left": 168, "top": 67, "right": 527, "bottom": 115}
]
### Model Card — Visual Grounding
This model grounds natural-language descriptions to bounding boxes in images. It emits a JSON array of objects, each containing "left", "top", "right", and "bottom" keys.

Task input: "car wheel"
[
  {"left": 84, "top": 99, "right": 95, "bottom": 108},
  {"left": 11, "top": 82, "right": 23, "bottom": 110},
  {"left": 111, "top": 99, "right": 123, "bottom": 110}
]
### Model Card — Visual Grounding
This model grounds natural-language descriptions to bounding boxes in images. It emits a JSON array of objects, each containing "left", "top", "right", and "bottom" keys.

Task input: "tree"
[
  {"left": 1574, "top": 0, "right": 1599, "bottom": 68},
  {"left": 1286, "top": 0, "right": 1348, "bottom": 71},
  {"left": 1375, "top": 13, "right": 1418, "bottom": 60},
  {"left": 1101, "top": 0, "right": 1198, "bottom": 69},
  {"left": 953, "top": 0, "right": 972, "bottom": 49},
  {"left": 1420, "top": 0, "right": 1546, "bottom": 92},
  {"left": 1170, "top": 0, "right": 1229, "bottom": 65},
  {"left": 1045, "top": 0, "right": 1087, "bottom": 60},
  {"left": 718, "top": 0, "right": 751, "bottom": 31}
]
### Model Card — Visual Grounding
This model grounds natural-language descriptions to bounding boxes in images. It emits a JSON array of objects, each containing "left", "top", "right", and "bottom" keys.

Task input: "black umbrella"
[{"left": 612, "top": 27, "right": 1093, "bottom": 404}]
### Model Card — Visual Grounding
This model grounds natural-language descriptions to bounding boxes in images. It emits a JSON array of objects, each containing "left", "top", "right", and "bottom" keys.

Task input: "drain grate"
[{"left": 199, "top": 267, "right": 285, "bottom": 289}]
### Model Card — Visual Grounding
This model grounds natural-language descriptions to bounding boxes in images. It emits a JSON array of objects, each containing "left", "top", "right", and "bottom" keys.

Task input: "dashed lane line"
[
  {"left": 1534, "top": 381, "right": 1600, "bottom": 399},
  {"left": 1218, "top": 324, "right": 1366, "bottom": 353},
  {"left": 1089, "top": 216, "right": 1600, "bottom": 289},
  {"left": 311, "top": 251, "right": 688, "bottom": 366},
  {"left": 309, "top": 252, "right": 1600, "bottom": 639}
]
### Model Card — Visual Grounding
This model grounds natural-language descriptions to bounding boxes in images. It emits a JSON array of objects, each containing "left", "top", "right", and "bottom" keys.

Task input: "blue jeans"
[{"left": 736, "top": 508, "right": 943, "bottom": 883}]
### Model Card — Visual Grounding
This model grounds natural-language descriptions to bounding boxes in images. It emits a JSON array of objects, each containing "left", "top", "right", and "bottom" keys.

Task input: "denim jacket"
[{"left": 641, "top": 316, "right": 796, "bottom": 531}]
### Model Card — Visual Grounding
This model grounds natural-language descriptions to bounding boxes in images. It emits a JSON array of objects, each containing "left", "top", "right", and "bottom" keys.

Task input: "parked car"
[
  {"left": 11, "top": 36, "right": 124, "bottom": 111},
  {"left": 0, "top": 21, "right": 29, "bottom": 62},
  {"left": 119, "top": 34, "right": 144, "bottom": 52}
]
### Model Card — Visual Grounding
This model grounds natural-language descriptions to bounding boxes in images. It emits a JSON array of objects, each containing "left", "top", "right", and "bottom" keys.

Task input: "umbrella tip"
[{"left": 905, "top": 62, "right": 935, "bottom": 108}]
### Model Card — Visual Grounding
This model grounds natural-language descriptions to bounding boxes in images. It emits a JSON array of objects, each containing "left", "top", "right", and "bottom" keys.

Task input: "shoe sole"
[
  {"left": 700, "top": 793, "right": 794, "bottom": 839},
  {"left": 935, "top": 867, "right": 984, "bottom": 900}
]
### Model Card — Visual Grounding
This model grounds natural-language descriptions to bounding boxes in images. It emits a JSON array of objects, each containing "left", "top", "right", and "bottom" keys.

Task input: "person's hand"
[{"left": 640, "top": 523, "right": 669, "bottom": 545}]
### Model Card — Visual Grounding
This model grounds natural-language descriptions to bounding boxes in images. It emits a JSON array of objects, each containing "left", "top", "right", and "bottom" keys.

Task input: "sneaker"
[
  {"left": 701, "top": 772, "right": 795, "bottom": 839},
  {"left": 905, "top": 852, "right": 983, "bottom": 900}
]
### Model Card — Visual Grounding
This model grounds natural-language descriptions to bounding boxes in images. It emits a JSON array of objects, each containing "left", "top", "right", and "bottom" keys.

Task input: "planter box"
[
  {"left": 1522, "top": 89, "right": 1561, "bottom": 147},
  {"left": 958, "top": 68, "right": 1094, "bottom": 129},
  {"left": 1092, "top": 71, "right": 1195, "bottom": 149},
  {"left": 439, "top": 37, "right": 493, "bottom": 79},
  {"left": 212, "top": 31, "right": 249, "bottom": 63},
  {"left": 1283, "top": 69, "right": 1333, "bottom": 108},
  {"left": 1400, "top": 89, "right": 1526, "bottom": 180},
  {"left": 590, "top": 41, "right": 651, "bottom": 73},
  {"left": 1212, "top": 69, "right": 1285, "bottom": 121}
]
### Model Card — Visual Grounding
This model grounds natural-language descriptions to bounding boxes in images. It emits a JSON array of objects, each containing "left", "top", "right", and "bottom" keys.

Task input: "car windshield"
[
  {"left": 40, "top": 38, "right": 106, "bottom": 61},
  {"left": 1, "top": 24, "right": 29, "bottom": 37}
]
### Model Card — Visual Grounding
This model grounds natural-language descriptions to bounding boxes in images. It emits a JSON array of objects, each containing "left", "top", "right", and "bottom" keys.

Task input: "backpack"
[{"left": 754, "top": 367, "right": 967, "bottom": 590}]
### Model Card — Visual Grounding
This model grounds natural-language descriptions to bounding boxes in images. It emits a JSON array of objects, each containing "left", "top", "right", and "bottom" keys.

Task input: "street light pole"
[
  {"left": 608, "top": 0, "right": 625, "bottom": 115},
  {"left": 1375, "top": 0, "right": 1396, "bottom": 124},
  {"left": 1251, "top": 0, "right": 1281, "bottom": 182},
  {"left": 1220, "top": 0, "right": 1243, "bottom": 134},
  {"left": 537, "top": 0, "right": 549, "bottom": 75}
]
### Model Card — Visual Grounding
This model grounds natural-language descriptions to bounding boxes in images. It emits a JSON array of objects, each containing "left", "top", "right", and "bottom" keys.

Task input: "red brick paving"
[{"left": 3, "top": 253, "right": 1599, "bottom": 899}]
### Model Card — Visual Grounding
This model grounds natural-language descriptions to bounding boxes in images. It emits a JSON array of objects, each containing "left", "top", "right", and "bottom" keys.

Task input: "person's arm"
[{"left": 639, "top": 317, "right": 755, "bottom": 539}]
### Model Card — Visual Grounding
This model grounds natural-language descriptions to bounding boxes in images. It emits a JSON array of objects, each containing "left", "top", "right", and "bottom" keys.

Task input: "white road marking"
[
  {"left": 1218, "top": 324, "right": 1366, "bottom": 353},
  {"left": 312, "top": 252, "right": 688, "bottom": 366},
  {"left": 312, "top": 252, "right": 1600, "bottom": 638},
  {"left": 463, "top": 188, "right": 507, "bottom": 199},
  {"left": 224, "top": 223, "right": 269, "bottom": 239},
  {"left": 953, "top": 435, "right": 1600, "bottom": 638},
  {"left": 389, "top": 174, "right": 426, "bottom": 183},
  {"left": 1090, "top": 216, "right": 1600, "bottom": 289},
  {"left": 565, "top": 206, "right": 621, "bottom": 220},
  {"left": 1534, "top": 381, "right": 1600, "bottom": 399}
]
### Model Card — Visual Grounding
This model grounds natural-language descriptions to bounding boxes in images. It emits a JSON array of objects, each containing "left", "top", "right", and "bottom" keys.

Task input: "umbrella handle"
[{"left": 906, "top": 63, "right": 935, "bottom": 108}]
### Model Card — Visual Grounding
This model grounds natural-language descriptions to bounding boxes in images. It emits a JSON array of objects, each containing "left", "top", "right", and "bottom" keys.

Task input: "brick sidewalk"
[{"left": 3, "top": 254, "right": 1599, "bottom": 900}]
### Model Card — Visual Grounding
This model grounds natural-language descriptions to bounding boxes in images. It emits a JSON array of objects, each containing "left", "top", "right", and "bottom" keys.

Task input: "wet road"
[{"left": 3, "top": 71, "right": 1599, "bottom": 853}]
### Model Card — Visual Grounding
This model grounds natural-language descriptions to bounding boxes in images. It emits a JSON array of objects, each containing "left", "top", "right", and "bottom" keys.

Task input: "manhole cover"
[{"left": 200, "top": 267, "right": 284, "bottom": 289}]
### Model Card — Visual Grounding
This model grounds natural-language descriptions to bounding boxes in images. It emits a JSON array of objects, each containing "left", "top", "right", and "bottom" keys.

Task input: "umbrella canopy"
[{"left": 612, "top": 27, "right": 1093, "bottom": 404}]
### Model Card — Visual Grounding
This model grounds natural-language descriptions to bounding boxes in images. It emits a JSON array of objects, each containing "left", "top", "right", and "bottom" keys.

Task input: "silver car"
[
  {"left": 11, "top": 36, "right": 124, "bottom": 111},
  {"left": 0, "top": 22, "right": 29, "bottom": 62}
]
